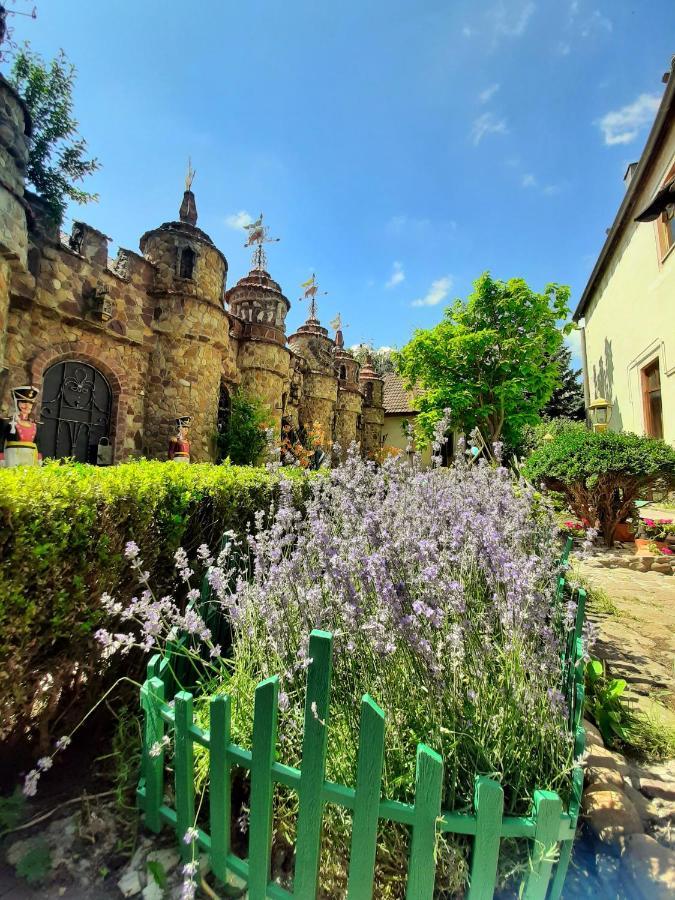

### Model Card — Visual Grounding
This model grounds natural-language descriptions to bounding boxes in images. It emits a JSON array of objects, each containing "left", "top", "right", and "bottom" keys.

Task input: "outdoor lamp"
[{"left": 588, "top": 397, "right": 612, "bottom": 432}]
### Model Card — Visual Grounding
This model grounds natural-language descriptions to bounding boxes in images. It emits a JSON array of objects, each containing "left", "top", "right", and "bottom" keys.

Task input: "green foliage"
[
  {"left": 0, "top": 787, "right": 25, "bottom": 832},
  {"left": 146, "top": 860, "right": 168, "bottom": 890},
  {"left": 10, "top": 45, "right": 100, "bottom": 224},
  {"left": 517, "top": 417, "right": 587, "bottom": 459},
  {"left": 216, "top": 389, "right": 271, "bottom": 466},
  {"left": 398, "top": 272, "right": 572, "bottom": 446},
  {"left": 0, "top": 459, "right": 308, "bottom": 744},
  {"left": 585, "top": 659, "right": 675, "bottom": 761},
  {"left": 541, "top": 343, "right": 585, "bottom": 421},
  {"left": 523, "top": 428, "right": 675, "bottom": 545},
  {"left": 15, "top": 840, "right": 52, "bottom": 884}
]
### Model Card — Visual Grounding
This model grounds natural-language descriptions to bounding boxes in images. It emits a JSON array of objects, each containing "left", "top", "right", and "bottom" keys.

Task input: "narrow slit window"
[{"left": 179, "top": 246, "right": 196, "bottom": 279}]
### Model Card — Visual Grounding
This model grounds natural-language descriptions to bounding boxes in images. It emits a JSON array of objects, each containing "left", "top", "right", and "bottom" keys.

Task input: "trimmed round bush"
[{"left": 523, "top": 429, "right": 675, "bottom": 546}]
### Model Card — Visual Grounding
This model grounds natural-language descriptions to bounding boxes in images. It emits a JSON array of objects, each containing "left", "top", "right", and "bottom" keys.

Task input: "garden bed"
[{"left": 102, "top": 445, "right": 591, "bottom": 898}]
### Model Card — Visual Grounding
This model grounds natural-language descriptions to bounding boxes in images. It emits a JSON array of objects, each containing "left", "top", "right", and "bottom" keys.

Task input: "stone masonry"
[{"left": 0, "top": 75, "right": 384, "bottom": 464}]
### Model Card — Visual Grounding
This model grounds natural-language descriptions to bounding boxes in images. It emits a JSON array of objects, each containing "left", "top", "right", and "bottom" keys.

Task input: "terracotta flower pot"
[{"left": 613, "top": 522, "right": 635, "bottom": 542}]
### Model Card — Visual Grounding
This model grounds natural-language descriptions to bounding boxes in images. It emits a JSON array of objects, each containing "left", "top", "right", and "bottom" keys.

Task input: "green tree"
[
  {"left": 216, "top": 390, "right": 271, "bottom": 466},
  {"left": 542, "top": 343, "right": 585, "bottom": 420},
  {"left": 398, "top": 272, "right": 572, "bottom": 445},
  {"left": 10, "top": 45, "right": 99, "bottom": 223}
]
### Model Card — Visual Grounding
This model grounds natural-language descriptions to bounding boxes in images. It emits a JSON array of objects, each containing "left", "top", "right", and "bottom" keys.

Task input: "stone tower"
[
  {"left": 226, "top": 264, "right": 291, "bottom": 432},
  {"left": 0, "top": 75, "right": 32, "bottom": 391},
  {"left": 358, "top": 355, "right": 385, "bottom": 457},
  {"left": 333, "top": 325, "right": 362, "bottom": 457},
  {"left": 139, "top": 186, "right": 230, "bottom": 460},
  {"left": 288, "top": 311, "right": 337, "bottom": 446}
]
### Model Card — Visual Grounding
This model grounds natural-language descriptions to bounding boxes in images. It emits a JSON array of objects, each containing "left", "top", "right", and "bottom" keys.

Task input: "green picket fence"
[{"left": 137, "top": 539, "right": 586, "bottom": 899}]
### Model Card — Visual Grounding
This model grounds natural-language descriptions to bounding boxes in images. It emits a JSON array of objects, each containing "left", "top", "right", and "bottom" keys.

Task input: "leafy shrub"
[
  {"left": 0, "top": 459, "right": 307, "bottom": 747},
  {"left": 523, "top": 429, "right": 675, "bottom": 546},
  {"left": 216, "top": 390, "right": 271, "bottom": 465}
]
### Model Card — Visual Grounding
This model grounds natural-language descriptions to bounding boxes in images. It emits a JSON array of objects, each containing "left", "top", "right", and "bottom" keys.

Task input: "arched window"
[
  {"left": 339, "top": 364, "right": 347, "bottom": 381},
  {"left": 365, "top": 381, "right": 373, "bottom": 404},
  {"left": 179, "top": 246, "right": 196, "bottom": 279}
]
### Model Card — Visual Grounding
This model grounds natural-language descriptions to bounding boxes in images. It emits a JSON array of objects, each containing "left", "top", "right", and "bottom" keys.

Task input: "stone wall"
[
  {"left": 236, "top": 338, "right": 290, "bottom": 431},
  {"left": 0, "top": 74, "right": 383, "bottom": 465}
]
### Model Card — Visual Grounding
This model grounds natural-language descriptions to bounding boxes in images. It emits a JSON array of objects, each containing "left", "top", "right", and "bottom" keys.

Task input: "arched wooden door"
[{"left": 39, "top": 361, "right": 112, "bottom": 463}]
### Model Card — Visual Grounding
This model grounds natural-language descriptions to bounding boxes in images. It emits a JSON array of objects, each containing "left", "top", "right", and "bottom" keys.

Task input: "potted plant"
[{"left": 634, "top": 518, "right": 675, "bottom": 556}]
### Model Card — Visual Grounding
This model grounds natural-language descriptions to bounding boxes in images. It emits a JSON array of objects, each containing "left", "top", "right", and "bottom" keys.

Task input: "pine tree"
[{"left": 543, "top": 344, "right": 585, "bottom": 420}]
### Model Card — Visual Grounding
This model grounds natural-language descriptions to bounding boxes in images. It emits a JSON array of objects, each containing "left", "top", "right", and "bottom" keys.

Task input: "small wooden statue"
[
  {"left": 0, "top": 385, "right": 42, "bottom": 467},
  {"left": 168, "top": 415, "right": 192, "bottom": 463}
]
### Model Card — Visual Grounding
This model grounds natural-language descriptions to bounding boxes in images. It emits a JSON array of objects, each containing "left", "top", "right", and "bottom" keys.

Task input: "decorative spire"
[
  {"left": 300, "top": 273, "right": 328, "bottom": 322},
  {"left": 244, "top": 213, "right": 280, "bottom": 272},
  {"left": 179, "top": 157, "right": 198, "bottom": 226},
  {"left": 330, "top": 313, "right": 345, "bottom": 348}
]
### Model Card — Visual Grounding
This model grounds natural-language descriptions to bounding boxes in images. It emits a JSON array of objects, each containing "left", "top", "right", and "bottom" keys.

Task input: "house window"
[
  {"left": 642, "top": 360, "right": 663, "bottom": 439},
  {"left": 179, "top": 246, "right": 196, "bottom": 279},
  {"left": 662, "top": 203, "right": 675, "bottom": 256},
  {"left": 339, "top": 364, "right": 346, "bottom": 380},
  {"left": 657, "top": 161, "right": 675, "bottom": 260}
]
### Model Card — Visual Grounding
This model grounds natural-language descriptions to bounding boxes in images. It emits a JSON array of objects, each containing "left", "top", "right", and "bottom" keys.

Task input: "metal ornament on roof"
[
  {"left": 300, "top": 273, "right": 327, "bottom": 321},
  {"left": 244, "top": 213, "right": 280, "bottom": 272}
]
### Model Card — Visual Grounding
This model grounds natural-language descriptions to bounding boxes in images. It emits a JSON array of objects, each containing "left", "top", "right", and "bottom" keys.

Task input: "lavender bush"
[{"left": 76, "top": 433, "right": 576, "bottom": 896}]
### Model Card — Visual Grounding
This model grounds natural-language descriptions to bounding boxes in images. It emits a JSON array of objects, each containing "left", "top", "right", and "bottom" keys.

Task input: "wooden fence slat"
[
  {"left": 140, "top": 676, "right": 165, "bottom": 833},
  {"left": 294, "top": 631, "right": 333, "bottom": 900},
  {"left": 467, "top": 776, "right": 504, "bottom": 900},
  {"left": 209, "top": 694, "right": 231, "bottom": 883},
  {"left": 405, "top": 744, "right": 443, "bottom": 900},
  {"left": 347, "top": 694, "right": 386, "bottom": 900},
  {"left": 523, "top": 790, "right": 563, "bottom": 900},
  {"left": 248, "top": 676, "right": 279, "bottom": 900},
  {"left": 574, "top": 588, "right": 587, "bottom": 644},
  {"left": 174, "top": 691, "right": 196, "bottom": 862}
]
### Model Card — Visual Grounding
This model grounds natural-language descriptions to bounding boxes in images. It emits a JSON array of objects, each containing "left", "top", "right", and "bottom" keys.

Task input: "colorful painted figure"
[
  {"left": 168, "top": 415, "right": 192, "bottom": 463},
  {"left": 0, "top": 385, "right": 42, "bottom": 467}
]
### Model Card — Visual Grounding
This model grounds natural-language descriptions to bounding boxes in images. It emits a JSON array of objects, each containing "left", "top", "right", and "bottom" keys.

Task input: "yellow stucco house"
[
  {"left": 574, "top": 57, "right": 674, "bottom": 445},
  {"left": 382, "top": 374, "right": 433, "bottom": 466}
]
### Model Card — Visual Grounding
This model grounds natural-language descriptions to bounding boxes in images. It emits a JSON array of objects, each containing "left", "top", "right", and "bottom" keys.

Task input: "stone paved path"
[{"left": 576, "top": 555, "right": 675, "bottom": 724}]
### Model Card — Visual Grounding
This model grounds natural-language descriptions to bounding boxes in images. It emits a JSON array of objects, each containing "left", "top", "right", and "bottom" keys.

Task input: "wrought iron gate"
[{"left": 39, "top": 361, "right": 112, "bottom": 463}]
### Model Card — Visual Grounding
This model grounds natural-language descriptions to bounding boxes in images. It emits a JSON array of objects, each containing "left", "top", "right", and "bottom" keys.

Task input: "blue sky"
[{"left": 7, "top": 1, "right": 674, "bottom": 361}]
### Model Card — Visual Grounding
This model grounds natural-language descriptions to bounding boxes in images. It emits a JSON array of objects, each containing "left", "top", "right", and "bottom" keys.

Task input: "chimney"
[{"left": 624, "top": 162, "right": 638, "bottom": 188}]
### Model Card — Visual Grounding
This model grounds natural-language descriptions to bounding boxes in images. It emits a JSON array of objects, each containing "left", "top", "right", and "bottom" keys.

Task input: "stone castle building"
[{"left": 0, "top": 75, "right": 384, "bottom": 464}]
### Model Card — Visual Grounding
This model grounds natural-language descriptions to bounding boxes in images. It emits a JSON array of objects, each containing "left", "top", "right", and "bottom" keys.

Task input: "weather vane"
[
  {"left": 244, "top": 213, "right": 280, "bottom": 271},
  {"left": 185, "top": 157, "right": 196, "bottom": 192},
  {"left": 300, "top": 273, "right": 327, "bottom": 321},
  {"left": 329, "top": 313, "right": 349, "bottom": 348}
]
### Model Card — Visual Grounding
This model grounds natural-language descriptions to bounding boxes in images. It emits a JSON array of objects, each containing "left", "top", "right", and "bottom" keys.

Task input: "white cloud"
[
  {"left": 598, "top": 93, "right": 661, "bottom": 146},
  {"left": 385, "top": 261, "right": 405, "bottom": 289},
  {"left": 224, "top": 210, "right": 253, "bottom": 230},
  {"left": 542, "top": 183, "right": 562, "bottom": 196},
  {"left": 521, "top": 173, "right": 537, "bottom": 188},
  {"left": 557, "top": 41, "right": 571, "bottom": 56},
  {"left": 471, "top": 112, "right": 508, "bottom": 145},
  {"left": 493, "top": 1, "right": 536, "bottom": 37},
  {"left": 411, "top": 276, "right": 454, "bottom": 308},
  {"left": 479, "top": 83, "right": 500, "bottom": 103},
  {"left": 580, "top": 9, "right": 612, "bottom": 37},
  {"left": 462, "top": 25, "right": 474, "bottom": 37}
]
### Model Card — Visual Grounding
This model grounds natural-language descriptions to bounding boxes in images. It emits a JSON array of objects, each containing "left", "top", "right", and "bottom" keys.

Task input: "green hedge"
[{"left": 0, "top": 460, "right": 307, "bottom": 747}]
